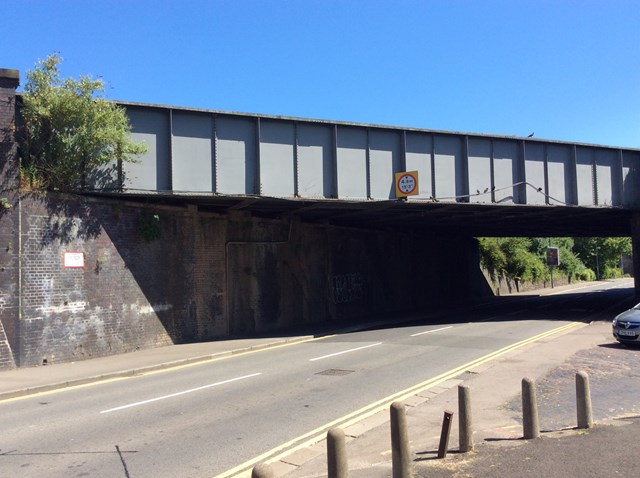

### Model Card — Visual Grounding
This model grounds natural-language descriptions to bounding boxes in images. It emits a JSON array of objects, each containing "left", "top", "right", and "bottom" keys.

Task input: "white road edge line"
[
  {"left": 410, "top": 326, "right": 453, "bottom": 337},
  {"left": 309, "top": 342, "right": 383, "bottom": 362},
  {"left": 99, "top": 373, "right": 262, "bottom": 414}
]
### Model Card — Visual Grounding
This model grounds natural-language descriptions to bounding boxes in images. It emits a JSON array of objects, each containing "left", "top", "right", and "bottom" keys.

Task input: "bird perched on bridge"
[{"left": 527, "top": 132, "right": 534, "bottom": 137}]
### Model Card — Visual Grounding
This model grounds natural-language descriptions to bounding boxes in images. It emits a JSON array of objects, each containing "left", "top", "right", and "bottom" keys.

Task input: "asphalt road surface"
[{"left": 0, "top": 279, "right": 633, "bottom": 478}]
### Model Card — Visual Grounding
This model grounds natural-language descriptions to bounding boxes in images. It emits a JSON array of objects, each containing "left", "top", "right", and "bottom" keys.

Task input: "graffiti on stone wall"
[{"left": 329, "top": 273, "right": 364, "bottom": 304}]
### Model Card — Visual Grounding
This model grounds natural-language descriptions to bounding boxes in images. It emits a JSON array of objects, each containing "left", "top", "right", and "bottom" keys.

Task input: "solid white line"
[
  {"left": 309, "top": 342, "right": 383, "bottom": 362},
  {"left": 410, "top": 326, "right": 453, "bottom": 337},
  {"left": 99, "top": 373, "right": 262, "bottom": 414}
]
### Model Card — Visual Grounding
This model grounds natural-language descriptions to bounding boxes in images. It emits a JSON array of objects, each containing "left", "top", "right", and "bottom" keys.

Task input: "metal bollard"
[
  {"left": 458, "top": 385, "right": 474, "bottom": 452},
  {"left": 251, "top": 463, "right": 274, "bottom": 478},
  {"left": 327, "top": 427, "right": 349, "bottom": 478},
  {"left": 390, "top": 401, "right": 411, "bottom": 478},
  {"left": 437, "top": 410, "right": 454, "bottom": 459},
  {"left": 522, "top": 377, "right": 540, "bottom": 439},
  {"left": 576, "top": 371, "right": 593, "bottom": 429}
]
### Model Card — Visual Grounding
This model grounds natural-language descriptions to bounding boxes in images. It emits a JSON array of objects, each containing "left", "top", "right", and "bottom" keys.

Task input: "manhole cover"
[{"left": 316, "top": 369, "right": 355, "bottom": 376}]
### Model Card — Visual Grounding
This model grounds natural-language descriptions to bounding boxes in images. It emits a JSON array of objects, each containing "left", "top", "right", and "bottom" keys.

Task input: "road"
[{"left": 0, "top": 279, "right": 633, "bottom": 478}]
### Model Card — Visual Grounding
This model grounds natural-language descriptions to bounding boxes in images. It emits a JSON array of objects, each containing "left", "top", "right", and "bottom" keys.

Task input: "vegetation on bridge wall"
[{"left": 18, "top": 54, "right": 146, "bottom": 192}]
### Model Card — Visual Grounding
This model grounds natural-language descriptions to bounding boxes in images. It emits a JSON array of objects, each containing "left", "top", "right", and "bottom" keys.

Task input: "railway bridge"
[
  {"left": 102, "top": 100, "right": 639, "bottom": 239},
  {"left": 1, "top": 68, "right": 639, "bottom": 368}
]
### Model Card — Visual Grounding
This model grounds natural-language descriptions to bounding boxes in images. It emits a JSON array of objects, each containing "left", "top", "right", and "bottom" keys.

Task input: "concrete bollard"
[
  {"left": 390, "top": 401, "right": 411, "bottom": 478},
  {"left": 522, "top": 377, "right": 540, "bottom": 439},
  {"left": 251, "top": 463, "right": 274, "bottom": 478},
  {"left": 576, "top": 371, "right": 593, "bottom": 429},
  {"left": 458, "top": 385, "right": 474, "bottom": 452},
  {"left": 327, "top": 427, "right": 349, "bottom": 478}
]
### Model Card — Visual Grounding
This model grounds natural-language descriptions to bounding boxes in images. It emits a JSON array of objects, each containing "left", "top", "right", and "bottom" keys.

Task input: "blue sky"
[{"left": 6, "top": 0, "right": 639, "bottom": 148}]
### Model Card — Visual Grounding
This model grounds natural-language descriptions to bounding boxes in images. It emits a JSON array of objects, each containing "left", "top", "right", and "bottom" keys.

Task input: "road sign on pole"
[{"left": 546, "top": 247, "right": 560, "bottom": 267}]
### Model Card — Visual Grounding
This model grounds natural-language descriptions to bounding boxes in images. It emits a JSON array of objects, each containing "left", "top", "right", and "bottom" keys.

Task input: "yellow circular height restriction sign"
[{"left": 395, "top": 171, "right": 419, "bottom": 198}]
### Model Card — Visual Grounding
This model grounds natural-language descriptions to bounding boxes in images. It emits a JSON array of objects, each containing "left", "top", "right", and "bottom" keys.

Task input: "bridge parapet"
[{"left": 112, "top": 102, "right": 640, "bottom": 209}]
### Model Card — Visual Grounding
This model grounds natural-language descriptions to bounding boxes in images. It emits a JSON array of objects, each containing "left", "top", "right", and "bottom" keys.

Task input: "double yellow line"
[{"left": 214, "top": 321, "right": 581, "bottom": 478}]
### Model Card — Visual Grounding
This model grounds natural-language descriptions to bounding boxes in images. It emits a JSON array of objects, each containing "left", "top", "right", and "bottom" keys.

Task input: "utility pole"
[{"left": 548, "top": 238, "right": 554, "bottom": 289}]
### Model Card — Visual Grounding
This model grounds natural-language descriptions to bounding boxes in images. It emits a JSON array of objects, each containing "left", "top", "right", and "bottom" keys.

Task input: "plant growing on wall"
[
  {"left": 18, "top": 53, "right": 147, "bottom": 191},
  {"left": 138, "top": 213, "right": 162, "bottom": 242}
]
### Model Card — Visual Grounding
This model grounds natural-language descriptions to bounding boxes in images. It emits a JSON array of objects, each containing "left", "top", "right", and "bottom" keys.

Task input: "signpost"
[
  {"left": 546, "top": 247, "right": 560, "bottom": 267},
  {"left": 546, "top": 245, "right": 560, "bottom": 288}
]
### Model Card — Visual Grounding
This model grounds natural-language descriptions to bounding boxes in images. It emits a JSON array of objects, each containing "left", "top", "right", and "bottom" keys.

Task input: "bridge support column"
[{"left": 632, "top": 214, "right": 640, "bottom": 299}]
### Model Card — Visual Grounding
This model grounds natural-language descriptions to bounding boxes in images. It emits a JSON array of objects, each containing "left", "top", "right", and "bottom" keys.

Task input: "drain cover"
[{"left": 316, "top": 369, "right": 355, "bottom": 376}]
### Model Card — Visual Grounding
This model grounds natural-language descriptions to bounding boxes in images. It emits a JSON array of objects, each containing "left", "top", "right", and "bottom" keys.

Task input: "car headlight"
[{"left": 612, "top": 318, "right": 618, "bottom": 327}]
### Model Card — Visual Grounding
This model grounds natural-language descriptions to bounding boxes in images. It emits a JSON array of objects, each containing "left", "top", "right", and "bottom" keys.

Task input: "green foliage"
[
  {"left": 477, "top": 237, "right": 506, "bottom": 282},
  {"left": 138, "top": 214, "right": 162, "bottom": 242},
  {"left": 478, "top": 237, "right": 547, "bottom": 285},
  {"left": 579, "top": 269, "right": 596, "bottom": 281},
  {"left": 0, "top": 197, "right": 12, "bottom": 209},
  {"left": 557, "top": 247, "right": 586, "bottom": 282},
  {"left": 603, "top": 266, "right": 623, "bottom": 279},
  {"left": 573, "top": 237, "right": 630, "bottom": 279},
  {"left": 480, "top": 235, "right": 631, "bottom": 287},
  {"left": 18, "top": 53, "right": 147, "bottom": 191}
]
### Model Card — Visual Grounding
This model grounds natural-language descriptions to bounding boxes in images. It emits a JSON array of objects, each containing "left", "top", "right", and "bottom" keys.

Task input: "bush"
[
  {"left": 578, "top": 269, "right": 596, "bottom": 282},
  {"left": 602, "top": 266, "right": 623, "bottom": 279},
  {"left": 19, "top": 53, "right": 146, "bottom": 191}
]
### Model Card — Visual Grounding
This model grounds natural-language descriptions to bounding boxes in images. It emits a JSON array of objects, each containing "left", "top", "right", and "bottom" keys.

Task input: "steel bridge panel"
[
  {"left": 297, "top": 124, "right": 334, "bottom": 198},
  {"left": 336, "top": 127, "right": 368, "bottom": 199},
  {"left": 623, "top": 151, "right": 640, "bottom": 208},
  {"left": 86, "top": 161, "right": 120, "bottom": 191},
  {"left": 433, "top": 135, "right": 462, "bottom": 201},
  {"left": 369, "top": 130, "right": 401, "bottom": 199},
  {"left": 259, "top": 120, "right": 295, "bottom": 197},
  {"left": 467, "top": 138, "right": 492, "bottom": 204},
  {"left": 576, "top": 147, "right": 595, "bottom": 206},
  {"left": 524, "top": 142, "right": 547, "bottom": 205},
  {"left": 493, "top": 140, "right": 519, "bottom": 204},
  {"left": 172, "top": 111, "right": 214, "bottom": 193},
  {"left": 215, "top": 117, "right": 257, "bottom": 195},
  {"left": 119, "top": 103, "right": 640, "bottom": 213},
  {"left": 547, "top": 145, "right": 573, "bottom": 205},
  {"left": 126, "top": 108, "right": 171, "bottom": 191},
  {"left": 595, "top": 149, "right": 618, "bottom": 206},
  {"left": 405, "top": 132, "right": 432, "bottom": 200}
]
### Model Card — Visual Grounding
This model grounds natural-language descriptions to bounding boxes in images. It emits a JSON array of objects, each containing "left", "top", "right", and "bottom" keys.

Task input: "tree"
[
  {"left": 574, "top": 237, "right": 631, "bottom": 279},
  {"left": 18, "top": 53, "right": 146, "bottom": 191},
  {"left": 478, "top": 237, "right": 547, "bottom": 289},
  {"left": 478, "top": 236, "right": 597, "bottom": 289},
  {"left": 477, "top": 237, "right": 507, "bottom": 283}
]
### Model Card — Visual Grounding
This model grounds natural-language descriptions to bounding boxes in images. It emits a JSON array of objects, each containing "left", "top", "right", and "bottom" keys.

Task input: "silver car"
[{"left": 613, "top": 304, "right": 640, "bottom": 344}]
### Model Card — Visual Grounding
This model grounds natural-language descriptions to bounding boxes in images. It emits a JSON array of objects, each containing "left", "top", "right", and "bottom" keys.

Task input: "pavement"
[{"left": 1, "top": 280, "right": 639, "bottom": 477}]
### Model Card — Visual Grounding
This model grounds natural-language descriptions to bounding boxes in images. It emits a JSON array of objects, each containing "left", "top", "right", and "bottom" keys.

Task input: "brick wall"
[
  {"left": 9, "top": 191, "right": 488, "bottom": 368},
  {"left": 18, "top": 196, "right": 191, "bottom": 365},
  {"left": 0, "top": 69, "right": 20, "bottom": 368}
]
